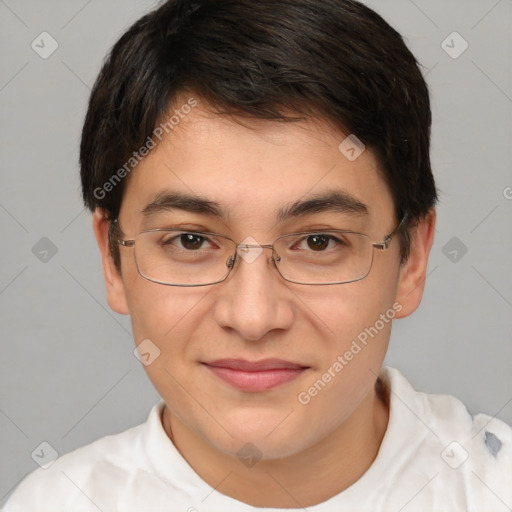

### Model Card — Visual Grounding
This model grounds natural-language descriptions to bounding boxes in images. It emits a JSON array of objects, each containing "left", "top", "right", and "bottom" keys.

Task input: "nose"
[{"left": 212, "top": 244, "right": 295, "bottom": 341}]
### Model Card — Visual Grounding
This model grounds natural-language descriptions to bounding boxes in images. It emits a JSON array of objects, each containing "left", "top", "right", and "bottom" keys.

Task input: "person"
[{"left": 4, "top": 0, "right": 511, "bottom": 510}]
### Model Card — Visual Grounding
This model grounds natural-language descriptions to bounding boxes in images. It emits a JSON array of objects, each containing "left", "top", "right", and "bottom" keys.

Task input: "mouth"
[{"left": 202, "top": 359, "right": 309, "bottom": 392}]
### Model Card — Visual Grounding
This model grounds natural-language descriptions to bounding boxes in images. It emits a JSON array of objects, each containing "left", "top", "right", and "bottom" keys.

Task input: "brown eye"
[
  {"left": 306, "top": 234, "right": 331, "bottom": 251},
  {"left": 179, "top": 233, "right": 205, "bottom": 250}
]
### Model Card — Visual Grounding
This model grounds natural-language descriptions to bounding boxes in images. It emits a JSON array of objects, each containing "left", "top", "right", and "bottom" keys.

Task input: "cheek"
[
  {"left": 120, "top": 248, "right": 204, "bottom": 342},
  {"left": 298, "top": 273, "right": 398, "bottom": 348},
  {"left": 127, "top": 282, "right": 211, "bottom": 346},
  {"left": 122, "top": 265, "right": 212, "bottom": 384},
  {"left": 293, "top": 281, "right": 399, "bottom": 431},
  {"left": 126, "top": 283, "right": 214, "bottom": 407},
  {"left": 292, "top": 261, "right": 400, "bottom": 412}
]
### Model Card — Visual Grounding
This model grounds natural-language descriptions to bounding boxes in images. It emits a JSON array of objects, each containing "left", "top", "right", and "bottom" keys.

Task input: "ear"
[
  {"left": 92, "top": 209, "right": 129, "bottom": 315},
  {"left": 395, "top": 209, "right": 436, "bottom": 318}
]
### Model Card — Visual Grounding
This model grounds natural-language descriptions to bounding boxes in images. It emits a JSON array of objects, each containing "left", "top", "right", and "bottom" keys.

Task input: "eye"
[
  {"left": 295, "top": 234, "right": 345, "bottom": 252},
  {"left": 306, "top": 234, "right": 331, "bottom": 251},
  {"left": 180, "top": 233, "right": 207, "bottom": 250},
  {"left": 161, "top": 233, "right": 212, "bottom": 251}
]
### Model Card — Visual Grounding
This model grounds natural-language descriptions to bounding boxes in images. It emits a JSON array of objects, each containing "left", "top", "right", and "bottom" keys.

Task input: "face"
[{"left": 95, "top": 100, "right": 432, "bottom": 460}]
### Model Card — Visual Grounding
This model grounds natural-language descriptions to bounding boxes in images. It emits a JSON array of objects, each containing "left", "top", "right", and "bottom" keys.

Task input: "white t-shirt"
[{"left": 3, "top": 367, "right": 512, "bottom": 512}]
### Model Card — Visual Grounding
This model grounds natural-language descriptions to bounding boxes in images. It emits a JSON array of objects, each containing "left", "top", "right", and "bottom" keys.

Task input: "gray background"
[{"left": 1, "top": 0, "right": 511, "bottom": 505}]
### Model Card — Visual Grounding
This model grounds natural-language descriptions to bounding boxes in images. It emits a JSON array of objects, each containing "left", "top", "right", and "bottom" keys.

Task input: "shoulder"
[
  {"left": 383, "top": 367, "right": 512, "bottom": 510},
  {"left": 3, "top": 404, "right": 163, "bottom": 512}
]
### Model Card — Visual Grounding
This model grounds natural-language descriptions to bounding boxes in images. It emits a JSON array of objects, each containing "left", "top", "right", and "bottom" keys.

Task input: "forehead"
[{"left": 119, "top": 102, "right": 395, "bottom": 230}]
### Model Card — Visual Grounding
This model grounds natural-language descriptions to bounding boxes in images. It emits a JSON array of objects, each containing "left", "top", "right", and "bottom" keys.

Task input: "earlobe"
[
  {"left": 395, "top": 209, "right": 436, "bottom": 318},
  {"left": 92, "top": 209, "right": 130, "bottom": 315}
]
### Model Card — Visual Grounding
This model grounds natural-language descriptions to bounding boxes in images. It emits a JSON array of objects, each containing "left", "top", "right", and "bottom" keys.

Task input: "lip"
[{"left": 203, "top": 359, "right": 309, "bottom": 392}]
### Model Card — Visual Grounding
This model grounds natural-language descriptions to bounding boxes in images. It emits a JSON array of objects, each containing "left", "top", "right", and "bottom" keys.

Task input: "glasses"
[{"left": 115, "top": 216, "right": 407, "bottom": 287}]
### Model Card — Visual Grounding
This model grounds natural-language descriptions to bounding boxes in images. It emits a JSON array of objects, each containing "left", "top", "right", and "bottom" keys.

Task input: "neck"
[{"left": 162, "top": 381, "right": 389, "bottom": 508}]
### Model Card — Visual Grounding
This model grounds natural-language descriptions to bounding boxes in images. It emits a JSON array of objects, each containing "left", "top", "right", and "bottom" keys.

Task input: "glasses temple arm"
[{"left": 374, "top": 212, "right": 409, "bottom": 250}]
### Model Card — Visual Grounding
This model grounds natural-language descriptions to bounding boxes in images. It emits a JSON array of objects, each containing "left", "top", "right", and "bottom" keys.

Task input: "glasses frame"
[{"left": 114, "top": 214, "right": 408, "bottom": 287}]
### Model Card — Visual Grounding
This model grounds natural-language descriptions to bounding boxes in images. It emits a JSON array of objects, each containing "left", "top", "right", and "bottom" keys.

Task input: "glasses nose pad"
[{"left": 272, "top": 251, "right": 282, "bottom": 272}]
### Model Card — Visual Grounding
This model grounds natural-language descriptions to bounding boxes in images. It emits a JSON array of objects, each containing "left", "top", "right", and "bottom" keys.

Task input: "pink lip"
[{"left": 203, "top": 359, "right": 308, "bottom": 392}]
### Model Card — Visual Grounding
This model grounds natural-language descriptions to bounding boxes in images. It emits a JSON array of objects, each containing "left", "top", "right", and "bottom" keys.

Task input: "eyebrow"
[
  {"left": 140, "top": 189, "right": 368, "bottom": 222},
  {"left": 141, "top": 191, "right": 227, "bottom": 219},
  {"left": 275, "top": 190, "right": 368, "bottom": 222}
]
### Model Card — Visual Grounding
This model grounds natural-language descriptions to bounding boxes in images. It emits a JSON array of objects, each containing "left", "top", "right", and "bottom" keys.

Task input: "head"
[{"left": 81, "top": 0, "right": 437, "bottom": 459}]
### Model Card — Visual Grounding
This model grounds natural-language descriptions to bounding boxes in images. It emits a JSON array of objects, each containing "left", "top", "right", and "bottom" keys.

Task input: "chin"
[{"left": 205, "top": 410, "right": 317, "bottom": 461}]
